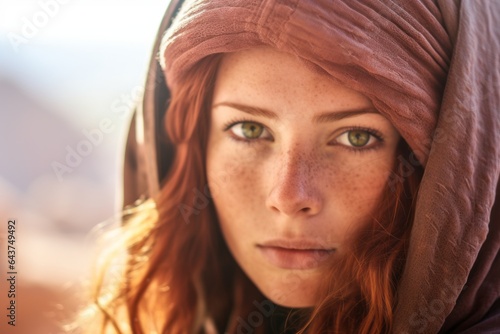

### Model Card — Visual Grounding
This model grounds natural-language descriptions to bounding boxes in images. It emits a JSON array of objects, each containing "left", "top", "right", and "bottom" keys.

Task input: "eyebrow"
[{"left": 212, "top": 102, "right": 379, "bottom": 123}]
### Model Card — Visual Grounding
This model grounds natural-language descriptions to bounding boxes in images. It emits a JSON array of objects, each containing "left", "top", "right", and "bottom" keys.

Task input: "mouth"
[{"left": 256, "top": 240, "right": 335, "bottom": 270}]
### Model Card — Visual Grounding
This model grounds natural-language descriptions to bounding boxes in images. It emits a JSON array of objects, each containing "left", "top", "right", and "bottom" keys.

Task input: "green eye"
[
  {"left": 240, "top": 122, "right": 264, "bottom": 139},
  {"left": 348, "top": 130, "right": 370, "bottom": 147},
  {"left": 335, "top": 129, "right": 378, "bottom": 149},
  {"left": 225, "top": 120, "right": 271, "bottom": 143}
]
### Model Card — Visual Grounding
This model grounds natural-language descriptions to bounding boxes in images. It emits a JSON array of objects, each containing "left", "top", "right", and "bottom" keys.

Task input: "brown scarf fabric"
[{"left": 123, "top": 0, "right": 500, "bottom": 332}]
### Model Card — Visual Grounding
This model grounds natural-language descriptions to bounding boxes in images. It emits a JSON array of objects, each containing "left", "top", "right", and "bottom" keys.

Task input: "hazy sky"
[
  {"left": 0, "top": 0, "right": 170, "bottom": 44},
  {"left": 0, "top": 0, "right": 171, "bottom": 124},
  {"left": 0, "top": 1, "right": 175, "bottom": 299}
]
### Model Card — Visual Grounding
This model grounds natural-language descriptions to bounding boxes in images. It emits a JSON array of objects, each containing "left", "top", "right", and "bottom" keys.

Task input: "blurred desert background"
[{"left": 0, "top": 1, "right": 170, "bottom": 333}]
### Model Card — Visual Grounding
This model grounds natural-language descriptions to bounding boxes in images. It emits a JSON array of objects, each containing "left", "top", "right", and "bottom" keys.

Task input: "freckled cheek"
[
  {"left": 327, "top": 161, "right": 390, "bottom": 221},
  {"left": 207, "top": 150, "right": 266, "bottom": 256},
  {"left": 207, "top": 151, "right": 263, "bottom": 217}
]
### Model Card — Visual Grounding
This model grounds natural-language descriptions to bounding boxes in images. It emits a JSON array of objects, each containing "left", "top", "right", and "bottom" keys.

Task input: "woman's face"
[{"left": 206, "top": 47, "right": 401, "bottom": 308}]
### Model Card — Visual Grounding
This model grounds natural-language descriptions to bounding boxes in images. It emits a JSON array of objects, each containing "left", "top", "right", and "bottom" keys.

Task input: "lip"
[{"left": 257, "top": 239, "right": 335, "bottom": 270}]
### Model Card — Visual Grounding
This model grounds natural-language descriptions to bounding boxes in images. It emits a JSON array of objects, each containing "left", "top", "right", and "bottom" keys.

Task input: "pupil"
[
  {"left": 242, "top": 123, "right": 262, "bottom": 138},
  {"left": 349, "top": 131, "right": 369, "bottom": 146}
]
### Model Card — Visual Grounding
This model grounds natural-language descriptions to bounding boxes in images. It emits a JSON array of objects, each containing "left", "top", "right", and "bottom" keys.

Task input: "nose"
[{"left": 265, "top": 147, "right": 323, "bottom": 217}]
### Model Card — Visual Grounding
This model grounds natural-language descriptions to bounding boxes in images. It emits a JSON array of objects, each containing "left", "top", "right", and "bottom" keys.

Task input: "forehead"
[{"left": 214, "top": 47, "right": 374, "bottom": 112}]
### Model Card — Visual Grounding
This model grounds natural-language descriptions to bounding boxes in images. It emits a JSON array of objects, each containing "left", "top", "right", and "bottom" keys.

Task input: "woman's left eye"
[
  {"left": 334, "top": 129, "right": 381, "bottom": 149},
  {"left": 227, "top": 121, "right": 270, "bottom": 141}
]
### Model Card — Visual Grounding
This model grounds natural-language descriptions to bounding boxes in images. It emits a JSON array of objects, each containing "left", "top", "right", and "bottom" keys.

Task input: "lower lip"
[{"left": 257, "top": 246, "right": 334, "bottom": 270}]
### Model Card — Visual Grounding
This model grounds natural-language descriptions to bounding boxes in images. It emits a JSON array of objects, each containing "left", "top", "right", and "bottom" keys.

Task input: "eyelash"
[
  {"left": 222, "top": 118, "right": 385, "bottom": 153},
  {"left": 333, "top": 125, "right": 385, "bottom": 153}
]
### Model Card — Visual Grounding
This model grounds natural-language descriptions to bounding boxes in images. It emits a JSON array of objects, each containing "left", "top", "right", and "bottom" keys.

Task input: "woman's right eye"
[{"left": 226, "top": 121, "right": 271, "bottom": 142}]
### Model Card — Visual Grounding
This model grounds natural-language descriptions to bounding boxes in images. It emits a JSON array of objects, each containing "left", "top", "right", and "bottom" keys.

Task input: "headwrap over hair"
[{"left": 126, "top": 0, "right": 500, "bottom": 332}]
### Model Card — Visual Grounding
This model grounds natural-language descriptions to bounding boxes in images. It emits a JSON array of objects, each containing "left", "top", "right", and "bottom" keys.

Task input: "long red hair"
[{"left": 81, "top": 53, "right": 423, "bottom": 334}]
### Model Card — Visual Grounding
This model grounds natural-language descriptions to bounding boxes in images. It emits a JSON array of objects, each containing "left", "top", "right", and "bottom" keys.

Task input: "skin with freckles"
[{"left": 206, "top": 46, "right": 401, "bottom": 308}]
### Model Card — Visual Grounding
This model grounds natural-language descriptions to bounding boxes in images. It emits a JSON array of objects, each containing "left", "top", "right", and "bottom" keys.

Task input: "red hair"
[{"left": 81, "top": 53, "right": 423, "bottom": 334}]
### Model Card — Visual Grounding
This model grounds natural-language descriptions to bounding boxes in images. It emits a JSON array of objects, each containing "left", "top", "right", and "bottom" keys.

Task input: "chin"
[
  {"left": 265, "top": 290, "right": 316, "bottom": 308},
  {"left": 256, "top": 278, "right": 319, "bottom": 308},
  {"left": 273, "top": 298, "right": 315, "bottom": 309}
]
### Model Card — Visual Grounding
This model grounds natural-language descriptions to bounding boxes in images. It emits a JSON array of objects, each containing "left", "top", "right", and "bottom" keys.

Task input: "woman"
[{"left": 83, "top": 0, "right": 500, "bottom": 333}]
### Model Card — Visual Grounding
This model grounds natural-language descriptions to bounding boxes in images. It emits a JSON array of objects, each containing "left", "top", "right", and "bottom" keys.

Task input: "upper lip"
[{"left": 257, "top": 239, "right": 335, "bottom": 251}]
